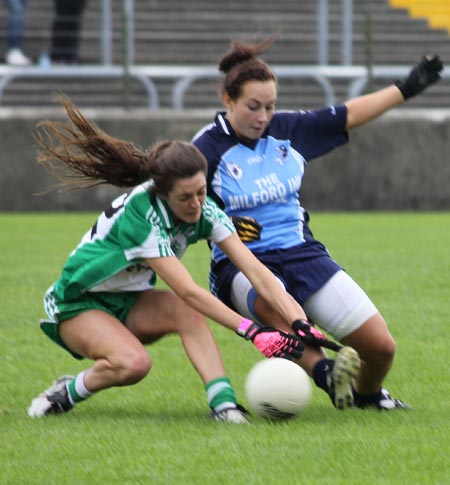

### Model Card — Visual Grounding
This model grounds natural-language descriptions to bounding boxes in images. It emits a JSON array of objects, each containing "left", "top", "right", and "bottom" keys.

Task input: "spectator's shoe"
[
  {"left": 210, "top": 404, "right": 249, "bottom": 424},
  {"left": 327, "top": 346, "right": 361, "bottom": 410},
  {"left": 6, "top": 48, "right": 32, "bottom": 66},
  {"left": 28, "top": 375, "right": 74, "bottom": 418},
  {"left": 354, "top": 388, "right": 412, "bottom": 410}
]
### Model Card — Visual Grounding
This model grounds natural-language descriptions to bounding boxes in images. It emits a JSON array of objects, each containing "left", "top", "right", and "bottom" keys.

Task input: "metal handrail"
[{"left": 0, "top": 64, "right": 447, "bottom": 109}]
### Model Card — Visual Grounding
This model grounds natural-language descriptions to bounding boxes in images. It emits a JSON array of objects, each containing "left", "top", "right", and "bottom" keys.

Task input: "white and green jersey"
[{"left": 53, "top": 182, "right": 235, "bottom": 301}]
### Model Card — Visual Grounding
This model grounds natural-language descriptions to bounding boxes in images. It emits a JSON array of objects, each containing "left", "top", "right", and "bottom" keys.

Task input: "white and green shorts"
[{"left": 41, "top": 287, "right": 140, "bottom": 359}]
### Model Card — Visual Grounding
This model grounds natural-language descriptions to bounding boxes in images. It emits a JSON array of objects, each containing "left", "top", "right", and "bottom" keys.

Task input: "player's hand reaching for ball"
[
  {"left": 292, "top": 319, "right": 342, "bottom": 352},
  {"left": 395, "top": 54, "right": 444, "bottom": 100},
  {"left": 237, "top": 319, "right": 304, "bottom": 360}
]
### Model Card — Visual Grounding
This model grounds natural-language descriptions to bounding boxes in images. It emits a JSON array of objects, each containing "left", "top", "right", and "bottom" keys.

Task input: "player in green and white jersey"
[{"left": 28, "top": 95, "right": 328, "bottom": 423}]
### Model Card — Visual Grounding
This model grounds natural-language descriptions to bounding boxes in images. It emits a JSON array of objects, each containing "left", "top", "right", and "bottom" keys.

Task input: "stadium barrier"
[{"left": 1, "top": 109, "right": 449, "bottom": 211}]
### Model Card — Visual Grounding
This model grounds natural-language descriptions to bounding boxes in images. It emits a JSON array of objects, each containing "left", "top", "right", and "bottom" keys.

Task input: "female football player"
[
  {"left": 28, "top": 94, "right": 336, "bottom": 423},
  {"left": 193, "top": 36, "right": 442, "bottom": 410}
]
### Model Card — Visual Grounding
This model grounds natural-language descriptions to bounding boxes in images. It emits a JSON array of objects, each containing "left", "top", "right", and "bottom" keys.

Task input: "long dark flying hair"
[
  {"left": 218, "top": 35, "right": 278, "bottom": 100},
  {"left": 35, "top": 94, "right": 207, "bottom": 195}
]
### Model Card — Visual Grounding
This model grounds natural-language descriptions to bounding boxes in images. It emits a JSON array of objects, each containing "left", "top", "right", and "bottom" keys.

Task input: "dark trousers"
[{"left": 50, "top": 0, "right": 87, "bottom": 62}]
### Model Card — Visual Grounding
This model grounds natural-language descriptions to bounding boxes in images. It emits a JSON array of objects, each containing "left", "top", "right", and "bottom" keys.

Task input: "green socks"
[
  {"left": 205, "top": 377, "right": 237, "bottom": 412},
  {"left": 67, "top": 370, "right": 94, "bottom": 405}
]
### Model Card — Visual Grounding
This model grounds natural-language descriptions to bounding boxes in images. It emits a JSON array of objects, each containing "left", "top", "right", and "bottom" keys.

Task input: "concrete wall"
[{"left": 1, "top": 108, "right": 449, "bottom": 211}]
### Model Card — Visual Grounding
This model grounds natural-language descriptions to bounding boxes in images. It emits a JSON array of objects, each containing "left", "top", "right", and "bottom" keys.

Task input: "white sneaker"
[
  {"left": 354, "top": 388, "right": 412, "bottom": 410},
  {"left": 6, "top": 48, "right": 32, "bottom": 66},
  {"left": 28, "top": 375, "right": 74, "bottom": 418},
  {"left": 210, "top": 404, "right": 249, "bottom": 424}
]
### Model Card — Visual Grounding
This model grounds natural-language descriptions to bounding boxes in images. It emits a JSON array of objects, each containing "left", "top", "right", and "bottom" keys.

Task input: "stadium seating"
[
  {"left": 390, "top": 1, "right": 450, "bottom": 33},
  {"left": 0, "top": 0, "right": 449, "bottom": 109}
]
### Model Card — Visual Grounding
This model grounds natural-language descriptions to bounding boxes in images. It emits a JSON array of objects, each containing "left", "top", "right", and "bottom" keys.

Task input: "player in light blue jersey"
[
  {"left": 28, "top": 95, "right": 314, "bottom": 423},
  {"left": 193, "top": 36, "right": 443, "bottom": 410}
]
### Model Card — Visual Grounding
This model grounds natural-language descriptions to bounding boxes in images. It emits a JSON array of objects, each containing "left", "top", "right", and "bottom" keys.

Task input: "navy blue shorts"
[{"left": 209, "top": 240, "right": 342, "bottom": 310}]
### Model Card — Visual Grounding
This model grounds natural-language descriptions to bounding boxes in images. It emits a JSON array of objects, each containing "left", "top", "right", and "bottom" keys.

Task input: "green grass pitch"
[{"left": 0, "top": 212, "right": 449, "bottom": 484}]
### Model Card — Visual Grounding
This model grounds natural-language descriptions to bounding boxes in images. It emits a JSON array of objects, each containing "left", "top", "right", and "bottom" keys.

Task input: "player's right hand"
[
  {"left": 230, "top": 215, "right": 262, "bottom": 242},
  {"left": 292, "top": 319, "right": 342, "bottom": 352}
]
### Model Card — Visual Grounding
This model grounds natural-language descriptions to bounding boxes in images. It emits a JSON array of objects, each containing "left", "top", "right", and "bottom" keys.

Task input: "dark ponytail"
[
  {"left": 218, "top": 35, "right": 278, "bottom": 99},
  {"left": 35, "top": 94, "right": 206, "bottom": 194}
]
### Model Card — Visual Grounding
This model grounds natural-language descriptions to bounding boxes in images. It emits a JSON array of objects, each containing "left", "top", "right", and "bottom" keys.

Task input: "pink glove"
[{"left": 237, "top": 319, "right": 304, "bottom": 360}]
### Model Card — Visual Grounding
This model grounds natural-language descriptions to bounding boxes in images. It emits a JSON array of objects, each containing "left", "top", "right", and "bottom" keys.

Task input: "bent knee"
[
  {"left": 360, "top": 334, "right": 396, "bottom": 367},
  {"left": 378, "top": 334, "right": 396, "bottom": 363},
  {"left": 342, "top": 317, "right": 397, "bottom": 366},
  {"left": 115, "top": 349, "right": 152, "bottom": 385}
]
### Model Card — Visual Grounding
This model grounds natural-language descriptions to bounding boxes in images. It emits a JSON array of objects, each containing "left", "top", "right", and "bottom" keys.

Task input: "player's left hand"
[
  {"left": 292, "top": 319, "right": 342, "bottom": 352},
  {"left": 395, "top": 54, "right": 444, "bottom": 100},
  {"left": 238, "top": 320, "right": 304, "bottom": 360}
]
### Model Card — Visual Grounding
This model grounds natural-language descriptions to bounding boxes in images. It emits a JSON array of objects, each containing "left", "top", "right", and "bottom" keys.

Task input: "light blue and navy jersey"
[{"left": 193, "top": 106, "right": 349, "bottom": 263}]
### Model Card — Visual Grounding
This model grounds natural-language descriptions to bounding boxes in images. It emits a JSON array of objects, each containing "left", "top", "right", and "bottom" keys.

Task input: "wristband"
[{"left": 237, "top": 318, "right": 254, "bottom": 337}]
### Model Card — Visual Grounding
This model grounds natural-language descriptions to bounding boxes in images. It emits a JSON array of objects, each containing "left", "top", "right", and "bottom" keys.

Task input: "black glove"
[
  {"left": 237, "top": 319, "right": 304, "bottom": 360},
  {"left": 292, "top": 319, "right": 342, "bottom": 352},
  {"left": 230, "top": 216, "right": 262, "bottom": 243},
  {"left": 395, "top": 54, "right": 443, "bottom": 100}
]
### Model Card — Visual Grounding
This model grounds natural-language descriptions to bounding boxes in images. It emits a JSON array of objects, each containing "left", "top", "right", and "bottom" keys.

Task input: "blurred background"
[
  {"left": 0, "top": 0, "right": 449, "bottom": 210},
  {"left": 1, "top": 0, "right": 449, "bottom": 109}
]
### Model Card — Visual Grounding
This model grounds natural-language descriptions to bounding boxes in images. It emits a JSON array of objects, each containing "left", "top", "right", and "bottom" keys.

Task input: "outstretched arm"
[
  {"left": 345, "top": 85, "right": 404, "bottom": 130},
  {"left": 217, "top": 234, "right": 343, "bottom": 352},
  {"left": 345, "top": 54, "right": 443, "bottom": 130},
  {"left": 147, "top": 255, "right": 245, "bottom": 331},
  {"left": 146, "top": 255, "right": 304, "bottom": 359}
]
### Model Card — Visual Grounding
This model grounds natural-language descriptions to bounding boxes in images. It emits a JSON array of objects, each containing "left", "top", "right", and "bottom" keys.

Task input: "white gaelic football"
[{"left": 245, "top": 358, "right": 312, "bottom": 420}]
